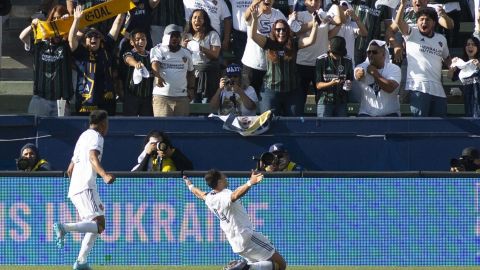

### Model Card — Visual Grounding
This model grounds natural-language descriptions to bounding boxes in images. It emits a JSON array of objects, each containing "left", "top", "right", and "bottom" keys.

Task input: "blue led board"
[{"left": 0, "top": 177, "right": 478, "bottom": 265}]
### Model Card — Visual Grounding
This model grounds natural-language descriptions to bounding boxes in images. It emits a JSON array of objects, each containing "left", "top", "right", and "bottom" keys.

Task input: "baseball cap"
[
  {"left": 461, "top": 146, "right": 479, "bottom": 159},
  {"left": 226, "top": 63, "right": 241, "bottom": 77},
  {"left": 84, "top": 27, "right": 104, "bottom": 40},
  {"left": 164, "top": 24, "right": 182, "bottom": 35},
  {"left": 269, "top": 143, "right": 286, "bottom": 153}
]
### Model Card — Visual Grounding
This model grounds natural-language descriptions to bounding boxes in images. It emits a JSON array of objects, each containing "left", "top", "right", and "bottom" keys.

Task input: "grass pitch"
[{"left": 0, "top": 266, "right": 478, "bottom": 270}]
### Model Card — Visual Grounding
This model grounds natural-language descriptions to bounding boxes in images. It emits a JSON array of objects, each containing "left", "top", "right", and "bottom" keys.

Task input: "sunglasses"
[
  {"left": 275, "top": 28, "right": 287, "bottom": 33},
  {"left": 367, "top": 50, "right": 379, "bottom": 55},
  {"left": 86, "top": 33, "right": 101, "bottom": 39}
]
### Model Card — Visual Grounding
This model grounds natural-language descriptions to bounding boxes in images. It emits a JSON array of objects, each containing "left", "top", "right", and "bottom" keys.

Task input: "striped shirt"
[
  {"left": 123, "top": 49, "right": 153, "bottom": 98},
  {"left": 315, "top": 53, "right": 353, "bottom": 105},
  {"left": 33, "top": 40, "right": 73, "bottom": 100},
  {"left": 263, "top": 38, "right": 298, "bottom": 93}
]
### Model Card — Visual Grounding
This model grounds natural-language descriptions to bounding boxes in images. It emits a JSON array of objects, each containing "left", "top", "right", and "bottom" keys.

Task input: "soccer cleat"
[
  {"left": 73, "top": 261, "right": 92, "bottom": 270},
  {"left": 53, "top": 223, "right": 66, "bottom": 249}
]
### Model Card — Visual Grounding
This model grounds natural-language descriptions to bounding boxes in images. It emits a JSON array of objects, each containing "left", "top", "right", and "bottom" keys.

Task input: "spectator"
[
  {"left": 292, "top": 0, "right": 344, "bottom": 116},
  {"left": 228, "top": 0, "right": 251, "bottom": 63},
  {"left": 123, "top": 28, "right": 154, "bottom": 116},
  {"left": 183, "top": 9, "right": 221, "bottom": 103},
  {"left": 249, "top": 6, "right": 318, "bottom": 116},
  {"left": 122, "top": 0, "right": 160, "bottom": 51},
  {"left": 448, "top": 36, "right": 480, "bottom": 117},
  {"left": 450, "top": 146, "right": 480, "bottom": 172},
  {"left": 243, "top": 0, "right": 287, "bottom": 98},
  {"left": 210, "top": 63, "right": 258, "bottom": 116},
  {"left": 329, "top": 0, "right": 367, "bottom": 67},
  {"left": 69, "top": 5, "right": 125, "bottom": 115},
  {"left": 132, "top": 130, "right": 193, "bottom": 172},
  {"left": 257, "top": 143, "right": 303, "bottom": 171},
  {"left": 354, "top": 40, "right": 401, "bottom": 117},
  {"left": 395, "top": 0, "right": 451, "bottom": 117},
  {"left": 315, "top": 36, "right": 354, "bottom": 117},
  {"left": 19, "top": 4, "right": 74, "bottom": 117},
  {"left": 150, "top": 0, "right": 186, "bottom": 46},
  {"left": 183, "top": 0, "right": 232, "bottom": 51},
  {"left": 150, "top": 24, "right": 195, "bottom": 117},
  {"left": 16, "top": 143, "right": 51, "bottom": 171},
  {"left": 273, "top": 0, "right": 294, "bottom": 17}
]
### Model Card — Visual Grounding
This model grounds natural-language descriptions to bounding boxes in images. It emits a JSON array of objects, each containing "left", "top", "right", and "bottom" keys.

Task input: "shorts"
[
  {"left": 237, "top": 231, "right": 275, "bottom": 263},
  {"left": 70, "top": 189, "right": 105, "bottom": 221}
]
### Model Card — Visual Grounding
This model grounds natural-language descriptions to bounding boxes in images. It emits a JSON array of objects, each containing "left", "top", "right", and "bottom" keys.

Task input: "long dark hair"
[
  {"left": 462, "top": 36, "right": 480, "bottom": 61},
  {"left": 267, "top": 19, "right": 294, "bottom": 63},
  {"left": 47, "top": 4, "right": 68, "bottom": 21},
  {"left": 186, "top": 9, "right": 217, "bottom": 39}
]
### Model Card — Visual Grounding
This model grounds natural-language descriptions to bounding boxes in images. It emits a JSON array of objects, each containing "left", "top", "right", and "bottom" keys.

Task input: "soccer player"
[
  {"left": 53, "top": 110, "right": 115, "bottom": 270},
  {"left": 183, "top": 170, "right": 287, "bottom": 270}
]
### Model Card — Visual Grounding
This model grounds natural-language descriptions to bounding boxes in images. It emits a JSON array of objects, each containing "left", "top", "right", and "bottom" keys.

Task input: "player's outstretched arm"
[
  {"left": 183, "top": 176, "right": 207, "bottom": 201},
  {"left": 231, "top": 170, "right": 264, "bottom": 202}
]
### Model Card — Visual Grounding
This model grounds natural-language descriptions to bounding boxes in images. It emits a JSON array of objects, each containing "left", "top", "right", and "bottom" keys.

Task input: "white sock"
[
  {"left": 249, "top": 261, "right": 273, "bottom": 270},
  {"left": 77, "top": 233, "right": 98, "bottom": 264},
  {"left": 63, "top": 221, "right": 98, "bottom": 233}
]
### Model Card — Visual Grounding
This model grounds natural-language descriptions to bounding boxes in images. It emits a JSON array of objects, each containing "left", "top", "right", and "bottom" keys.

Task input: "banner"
[
  {"left": 209, "top": 110, "right": 272, "bottom": 136},
  {"left": 34, "top": 0, "right": 136, "bottom": 40}
]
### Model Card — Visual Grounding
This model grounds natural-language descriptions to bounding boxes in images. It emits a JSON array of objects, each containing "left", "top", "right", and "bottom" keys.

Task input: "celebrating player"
[
  {"left": 53, "top": 110, "right": 115, "bottom": 270},
  {"left": 183, "top": 169, "right": 287, "bottom": 270}
]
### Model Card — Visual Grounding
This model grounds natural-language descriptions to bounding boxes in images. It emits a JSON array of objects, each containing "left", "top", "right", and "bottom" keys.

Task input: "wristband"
[
  {"left": 188, "top": 184, "right": 194, "bottom": 191},
  {"left": 246, "top": 180, "right": 252, "bottom": 187}
]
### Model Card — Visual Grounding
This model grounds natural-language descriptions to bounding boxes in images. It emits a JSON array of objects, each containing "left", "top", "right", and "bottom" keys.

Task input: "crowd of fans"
[{"left": 14, "top": 0, "right": 480, "bottom": 118}]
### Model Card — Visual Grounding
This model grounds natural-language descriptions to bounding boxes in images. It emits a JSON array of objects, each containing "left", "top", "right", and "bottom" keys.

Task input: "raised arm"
[
  {"left": 244, "top": 0, "right": 263, "bottom": 22},
  {"left": 298, "top": 19, "right": 318, "bottom": 49},
  {"left": 248, "top": 7, "right": 267, "bottom": 48},
  {"left": 394, "top": 0, "right": 409, "bottom": 35},
  {"left": 230, "top": 171, "right": 264, "bottom": 202},
  {"left": 436, "top": 6, "right": 454, "bottom": 30},
  {"left": 108, "top": 13, "right": 126, "bottom": 41},
  {"left": 69, "top": 5, "right": 83, "bottom": 51},
  {"left": 19, "top": 19, "right": 39, "bottom": 47},
  {"left": 183, "top": 176, "right": 207, "bottom": 201}
]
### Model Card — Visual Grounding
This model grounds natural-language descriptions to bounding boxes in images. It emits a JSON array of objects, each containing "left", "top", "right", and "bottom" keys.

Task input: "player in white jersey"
[
  {"left": 53, "top": 110, "right": 115, "bottom": 270},
  {"left": 184, "top": 169, "right": 287, "bottom": 270}
]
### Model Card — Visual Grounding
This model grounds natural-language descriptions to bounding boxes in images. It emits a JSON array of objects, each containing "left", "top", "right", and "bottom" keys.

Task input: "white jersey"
[
  {"left": 241, "top": 9, "right": 286, "bottom": 71},
  {"left": 183, "top": 0, "right": 232, "bottom": 34},
  {"left": 294, "top": 10, "right": 330, "bottom": 66},
  {"left": 218, "top": 85, "right": 258, "bottom": 116},
  {"left": 205, "top": 189, "right": 254, "bottom": 253},
  {"left": 403, "top": 27, "right": 449, "bottom": 97},
  {"left": 356, "top": 62, "right": 402, "bottom": 116},
  {"left": 68, "top": 129, "right": 104, "bottom": 198},
  {"left": 229, "top": 0, "right": 250, "bottom": 32},
  {"left": 150, "top": 45, "right": 194, "bottom": 96}
]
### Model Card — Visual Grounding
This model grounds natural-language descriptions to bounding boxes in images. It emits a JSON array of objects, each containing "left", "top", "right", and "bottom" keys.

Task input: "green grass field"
[{"left": 1, "top": 266, "right": 478, "bottom": 270}]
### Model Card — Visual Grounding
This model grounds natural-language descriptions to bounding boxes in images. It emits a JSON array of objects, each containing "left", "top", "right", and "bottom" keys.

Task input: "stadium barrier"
[{"left": 0, "top": 171, "right": 478, "bottom": 266}]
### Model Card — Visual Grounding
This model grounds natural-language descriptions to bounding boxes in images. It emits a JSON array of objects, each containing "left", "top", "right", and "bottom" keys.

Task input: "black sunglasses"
[
  {"left": 275, "top": 28, "right": 287, "bottom": 33},
  {"left": 86, "top": 33, "right": 101, "bottom": 39}
]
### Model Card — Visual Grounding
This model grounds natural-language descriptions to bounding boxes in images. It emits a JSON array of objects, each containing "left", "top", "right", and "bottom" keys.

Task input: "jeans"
[
  {"left": 409, "top": 91, "right": 447, "bottom": 117},
  {"left": 259, "top": 89, "right": 296, "bottom": 116}
]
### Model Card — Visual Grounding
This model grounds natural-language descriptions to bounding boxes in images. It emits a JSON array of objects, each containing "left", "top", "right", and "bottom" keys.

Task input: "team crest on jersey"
[
  {"left": 182, "top": 57, "right": 187, "bottom": 63},
  {"left": 338, "top": 65, "right": 344, "bottom": 73},
  {"left": 438, "top": 41, "right": 443, "bottom": 47}
]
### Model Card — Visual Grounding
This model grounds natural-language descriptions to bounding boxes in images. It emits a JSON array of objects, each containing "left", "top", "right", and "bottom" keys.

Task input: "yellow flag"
[{"left": 34, "top": 0, "right": 136, "bottom": 40}]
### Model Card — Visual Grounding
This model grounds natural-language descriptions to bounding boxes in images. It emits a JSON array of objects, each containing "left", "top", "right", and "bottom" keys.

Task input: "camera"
[
  {"left": 16, "top": 157, "right": 31, "bottom": 171},
  {"left": 223, "top": 77, "right": 235, "bottom": 87},
  {"left": 156, "top": 142, "right": 170, "bottom": 152},
  {"left": 252, "top": 152, "right": 280, "bottom": 171},
  {"left": 450, "top": 156, "right": 478, "bottom": 171}
]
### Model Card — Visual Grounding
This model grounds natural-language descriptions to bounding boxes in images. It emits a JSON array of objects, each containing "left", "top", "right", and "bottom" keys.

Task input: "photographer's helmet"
[{"left": 461, "top": 146, "right": 479, "bottom": 160}]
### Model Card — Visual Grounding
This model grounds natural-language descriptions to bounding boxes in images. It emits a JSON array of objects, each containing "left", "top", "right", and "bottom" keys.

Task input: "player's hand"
[
  {"left": 249, "top": 170, "right": 264, "bottom": 185},
  {"left": 104, "top": 173, "right": 115, "bottom": 184},
  {"left": 183, "top": 175, "right": 192, "bottom": 186}
]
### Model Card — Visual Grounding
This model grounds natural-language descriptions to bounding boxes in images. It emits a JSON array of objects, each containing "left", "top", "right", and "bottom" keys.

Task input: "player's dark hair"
[
  {"left": 205, "top": 169, "right": 222, "bottom": 189},
  {"left": 416, "top": 7, "right": 438, "bottom": 24},
  {"left": 89, "top": 110, "right": 108, "bottom": 125}
]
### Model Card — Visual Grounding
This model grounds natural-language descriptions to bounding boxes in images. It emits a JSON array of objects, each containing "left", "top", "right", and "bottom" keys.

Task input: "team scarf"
[
  {"left": 209, "top": 110, "right": 273, "bottom": 136},
  {"left": 33, "top": 0, "right": 136, "bottom": 40}
]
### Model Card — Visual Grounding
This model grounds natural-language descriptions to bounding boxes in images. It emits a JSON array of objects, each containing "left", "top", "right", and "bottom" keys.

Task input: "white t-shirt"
[
  {"left": 218, "top": 85, "right": 258, "bottom": 116},
  {"left": 294, "top": 10, "right": 330, "bottom": 66},
  {"left": 205, "top": 189, "right": 254, "bottom": 253},
  {"left": 150, "top": 45, "right": 194, "bottom": 96},
  {"left": 185, "top": 31, "right": 221, "bottom": 65},
  {"left": 241, "top": 9, "right": 287, "bottom": 71},
  {"left": 183, "top": 0, "right": 232, "bottom": 34},
  {"left": 356, "top": 62, "right": 402, "bottom": 116},
  {"left": 330, "top": 20, "right": 360, "bottom": 67},
  {"left": 68, "top": 129, "right": 104, "bottom": 198},
  {"left": 229, "top": 0, "right": 250, "bottom": 32},
  {"left": 403, "top": 27, "right": 449, "bottom": 97}
]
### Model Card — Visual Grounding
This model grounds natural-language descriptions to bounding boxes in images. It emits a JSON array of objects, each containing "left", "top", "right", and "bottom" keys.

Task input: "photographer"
[
  {"left": 256, "top": 143, "right": 303, "bottom": 172},
  {"left": 450, "top": 146, "right": 480, "bottom": 172},
  {"left": 209, "top": 63, "right": 258, "bottom": 116},
  {"left": 131, "top": 130, "right": 193, "bottom": 172},
  {"left": 16, "top": 143, "right": 51, "bottom": 171}
]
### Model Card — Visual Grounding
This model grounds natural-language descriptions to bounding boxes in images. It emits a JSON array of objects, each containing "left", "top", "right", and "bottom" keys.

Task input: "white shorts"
[
  {"left": 237, "top": 231, "right": 276, "bottom": 263},
  {"left": 70, "top": 189, "right": 104, "bottom": 221}
]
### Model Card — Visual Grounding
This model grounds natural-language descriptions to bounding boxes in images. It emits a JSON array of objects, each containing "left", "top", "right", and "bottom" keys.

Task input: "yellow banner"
[{"left": 34, "top": 0, "right": 136, "bottom": 40}]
